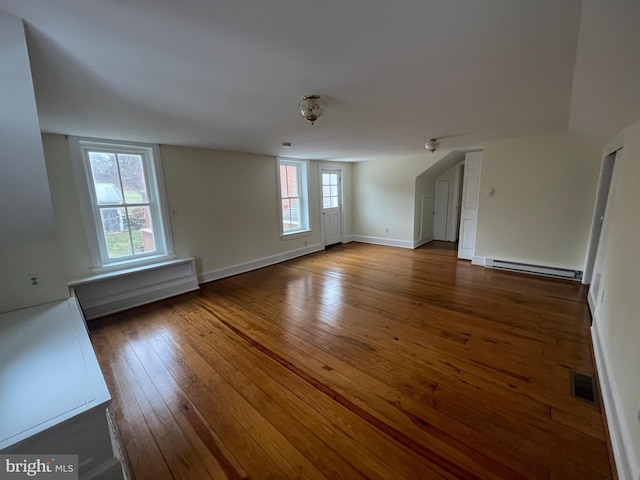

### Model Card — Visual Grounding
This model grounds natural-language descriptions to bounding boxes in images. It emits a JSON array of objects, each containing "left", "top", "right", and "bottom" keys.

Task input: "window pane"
[
  {"left": 89, "top": 152, "right": 122, "bottom": 204},
  {"left": 127, "top": 206, "right": 155, "bottom": 254},
  {"left": 323, "top": 198, "right": 331, "bottom": 208},
  {"left": 323, "top": 186, "right": 331, "bottom": 197},
  {"left": 282, "top": 199, "right": 292, "bottom": 231},
  {"left": 322, "top": 173, "right": 338, "bottom": 187},
  {"left": 330, "top": 186, "right": 338, "bottom": 196},
  {"left": 288, "top": 198, "right": 300, "bottom": 230},
  {"left": 278, "top": 159, "right": 308, "bottom": 234},
  {"left": 330, "top": 197, "right": 339, "bottom": 208},
  {"left": 280, "top": 166, "right": 289, "bottom": 197},
  {"left": 118, "top": 154, "right": 148, "bottom": 203},
  {"left": 285, "top": 165, "right": 298, "bottom": 197},
  {"left": 100, "top": 207, "right": 132, "bottom": 258}
]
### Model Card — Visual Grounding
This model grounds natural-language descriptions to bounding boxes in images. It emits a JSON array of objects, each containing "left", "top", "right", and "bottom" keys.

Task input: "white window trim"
[
  {"left": 277, "top": 157, "right": 312, "bottom": 238},
  {"left": 69, "top": 136, "right": 175, "bottom": 273}
]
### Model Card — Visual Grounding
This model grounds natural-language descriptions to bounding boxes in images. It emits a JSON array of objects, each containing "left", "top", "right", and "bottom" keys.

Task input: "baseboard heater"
[{"left": 485, "top": 259, "right": 582, "bottom": 281}]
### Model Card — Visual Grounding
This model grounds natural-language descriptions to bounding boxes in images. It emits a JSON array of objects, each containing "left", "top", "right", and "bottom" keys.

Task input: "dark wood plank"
[{"left": 89, "top": 241, "right": 612, "bottom": 479}]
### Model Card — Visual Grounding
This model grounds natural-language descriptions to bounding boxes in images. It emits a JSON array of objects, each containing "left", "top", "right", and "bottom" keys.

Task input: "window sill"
[
  {"left": 69, "top": 255, "right": 187, "bottom": 287},
  {"left": 280, "top": 229, "right": 313, "bottom": 240},
  {"left": 90, "top": 253, "right": 177, "bottom": 275}
]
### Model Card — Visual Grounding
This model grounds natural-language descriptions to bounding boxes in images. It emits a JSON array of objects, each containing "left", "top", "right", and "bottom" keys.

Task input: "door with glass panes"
[{"left": 321, "top": 169, "right": 342, "bottom": 246}]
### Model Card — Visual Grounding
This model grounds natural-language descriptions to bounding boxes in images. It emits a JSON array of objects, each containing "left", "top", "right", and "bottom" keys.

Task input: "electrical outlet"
[{"left": 26, "top": 274, "right": 40, "bottom": 287}]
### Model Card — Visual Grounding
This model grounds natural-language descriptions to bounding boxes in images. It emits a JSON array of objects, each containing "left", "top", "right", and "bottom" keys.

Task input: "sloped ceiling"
[{"left": 1, "top": 1, "right": 582, "bottom": 161}]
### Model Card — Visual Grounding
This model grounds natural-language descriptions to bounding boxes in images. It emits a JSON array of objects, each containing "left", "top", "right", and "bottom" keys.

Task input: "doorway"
[
  {"left": 434, "top": 180, "right": 449, "bottom": 241},
  {"left": 320, "top": 167, "right": 344, "bottom": 246},
  {"left": 586, "top": 149, "right": 622, "bottom": 312}
]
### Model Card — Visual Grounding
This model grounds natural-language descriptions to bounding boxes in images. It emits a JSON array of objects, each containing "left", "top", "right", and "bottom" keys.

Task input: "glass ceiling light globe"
[
  {"left": 299, "top": 94, "right": 325, "bottom": 125},
  {"left": 425, "top": 138, "right": 440, "bottom": 153}
]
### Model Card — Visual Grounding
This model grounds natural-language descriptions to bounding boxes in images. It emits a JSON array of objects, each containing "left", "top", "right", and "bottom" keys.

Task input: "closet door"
[{"left": 458, "top": 152, "right": 482, "bottom": 260}]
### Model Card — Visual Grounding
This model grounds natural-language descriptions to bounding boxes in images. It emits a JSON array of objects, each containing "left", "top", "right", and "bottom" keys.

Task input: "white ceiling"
[{"left": 1, "top": 1, "right": 583, "bottom": 161}]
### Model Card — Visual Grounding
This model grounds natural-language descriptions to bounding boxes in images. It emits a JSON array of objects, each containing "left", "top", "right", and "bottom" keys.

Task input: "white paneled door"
[
  {"left": 458, "top": 152, "right": 482, "bottom": 260},
  {"left": 321, "top": 168, "right": 342, "bottom": 246}
]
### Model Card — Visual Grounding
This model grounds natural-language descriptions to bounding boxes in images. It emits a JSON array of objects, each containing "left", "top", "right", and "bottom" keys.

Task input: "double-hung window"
[
  {"left": 277, "top": 158, "right": 310, "bottom": 236},
  {"left": 70, "top": 138, "right": 174, "bottom": 271}
]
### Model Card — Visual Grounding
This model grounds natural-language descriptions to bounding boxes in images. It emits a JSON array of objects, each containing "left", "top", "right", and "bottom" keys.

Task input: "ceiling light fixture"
[
  {"left": 298, "top": 94, "right": 325, "bottom": 125},
  {"left": 425, "top": 138, "right": 440, "bottom": 153}
]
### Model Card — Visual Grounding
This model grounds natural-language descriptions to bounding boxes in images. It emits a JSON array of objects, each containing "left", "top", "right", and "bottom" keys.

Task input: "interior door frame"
[
  {"left": 434, "top": 179, "right": 450, "bottom": 241},
  {"left": 319, "top": 164, "right": 346, "bottom": 246},
  {"left": 450, "top": 162, "right": 465, "bottom": 242},
  {"left": 583, "top": 130, "right": 625, "bottom": 285}
]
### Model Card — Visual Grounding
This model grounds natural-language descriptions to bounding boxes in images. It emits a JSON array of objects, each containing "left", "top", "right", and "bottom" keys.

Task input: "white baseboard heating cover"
[{"left": 485, "top": 259, "right": 582, "bottom": 281}]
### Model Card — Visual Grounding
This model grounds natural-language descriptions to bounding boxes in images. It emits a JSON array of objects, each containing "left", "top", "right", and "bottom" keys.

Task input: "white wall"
[
  {"left": 0, "top": 12, "right": 67, "bottom": 313},
  {"left": 161, "top": 145, "right": 346, "bottom": 277},
  {"left": 567, "top": 6, "right": 640, "bottom": 471},
  {"left": 569, "top": 0, "right": 640, "bottom": 147},
  {"left": 352, "top": 153, "right": 448, "bottom": 245},
  {"left": 43, "top": 136, "right": 351, "bottom": 281},
  {"left": 42, "top": 135, "right": 95, "bottom": 279},
  {"left": 474, "top": 132, "right": 601, "bottom": 270},
  {"left": 591, "top": 118, "right": 640, "bottom": 480}
]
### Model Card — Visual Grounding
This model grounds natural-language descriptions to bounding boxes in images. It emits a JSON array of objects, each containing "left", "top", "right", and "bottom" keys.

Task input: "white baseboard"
[
  {"left": 414, "top": 237, "right": 434, "bottom": 249},
  {"left": 351, "top": 235, "right": 414, "bottom": 249},
  {"left": 199, "top": 243, "right": 324, "bottom": 284},
  {"left": 592, "top": 321, "right": 638, "bottom": 480},
  {"left": 471, "top": 256, "right": 486, "bottom": 266},
  {"left": 342, "top": 235, "right": 354, "bottom": 244},
  {"left": 72, "top": 258, "right": 199, "bottom": 320}
]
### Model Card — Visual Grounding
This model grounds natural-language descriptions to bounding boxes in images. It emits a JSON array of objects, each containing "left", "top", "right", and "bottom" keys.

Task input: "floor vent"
[
  {"left": 570, "top": 372, "right": 598, "bottom": 405},
  {"left": 486, "top": 259, "right": 582, "bottom": 281}
]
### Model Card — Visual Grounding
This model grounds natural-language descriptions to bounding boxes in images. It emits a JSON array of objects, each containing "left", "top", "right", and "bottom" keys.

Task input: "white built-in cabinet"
[{"left": 0, "top": 299, "right": 128, "bottom": 479}]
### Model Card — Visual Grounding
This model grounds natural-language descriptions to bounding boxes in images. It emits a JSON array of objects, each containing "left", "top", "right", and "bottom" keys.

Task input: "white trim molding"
[
  {"left": 68, "top": 136, "right": 174, "bottom": 271},
  {"left": 603, "top": 128, "right": 626, "bottom": 157},
  {"left": 471, "top": 256, "right": 486, "bottom": 266},
  {"left": 277, "top": 157, "right": 310, "bottom": 236},
  {"left": 351, "top": 235, "right": 414, "bottom": 249},
  {"left": 591, "top": 322, "right": 637, "bottom": 480},
  {"left": 69, "top": 258, "right": 198, "bottom": 320},
  {"left": 199, "top": 243, "right": 324, "bottom": 284},
  {"left": 413, "top": 237, "right": 434, "bottom": 249}
]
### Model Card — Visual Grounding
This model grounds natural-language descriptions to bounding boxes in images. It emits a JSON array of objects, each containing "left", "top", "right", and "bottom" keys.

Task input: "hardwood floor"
[{"left": 89, "top": 242, "right": 612, "bottom": 479}]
